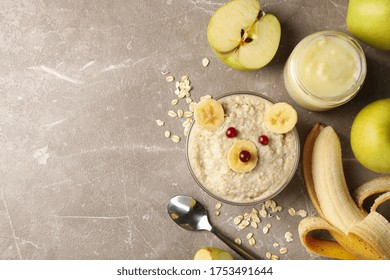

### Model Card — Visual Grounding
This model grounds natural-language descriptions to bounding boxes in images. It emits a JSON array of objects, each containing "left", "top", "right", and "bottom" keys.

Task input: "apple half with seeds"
[{"left": 207, "top": 0, "right": 281, "bottom": 70}]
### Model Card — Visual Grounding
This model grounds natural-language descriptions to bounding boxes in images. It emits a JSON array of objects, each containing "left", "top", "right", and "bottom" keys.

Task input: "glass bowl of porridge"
[{"left": 186, "top": 91, "right": 300, "bottom": 205}]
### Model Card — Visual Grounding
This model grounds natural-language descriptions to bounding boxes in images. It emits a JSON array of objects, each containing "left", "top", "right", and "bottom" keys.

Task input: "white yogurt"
[{"left": 284, "top": 31, "right": 366, "bottom": 111}]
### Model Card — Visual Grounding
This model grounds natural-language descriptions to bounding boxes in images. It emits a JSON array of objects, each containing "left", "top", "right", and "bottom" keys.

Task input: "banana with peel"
[{"left": 299, "top": 123, "right": 390, "bottom": 259}]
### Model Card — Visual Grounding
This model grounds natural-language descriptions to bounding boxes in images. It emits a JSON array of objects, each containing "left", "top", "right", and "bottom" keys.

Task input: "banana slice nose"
[{"left": 227, "top": 139, "right": 258, "bottom": 173}]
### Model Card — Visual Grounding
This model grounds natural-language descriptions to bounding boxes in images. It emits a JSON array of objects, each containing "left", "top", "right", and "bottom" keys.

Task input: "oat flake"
[
  {"left": 168, "top": 110, "right": 177, "bottom": 118},
  {"left": 166, "top": 75, "right": 174, "bottom": 82},
  {"left": 246, "top": 232, "right": 254, "bottom": 240},
  {"left": 170, "top": 135, "right": 181, "bottom": 143},
  {"left": 156, "top": 119, "right": 165, "bottom": 126},
  {"left": 248, "top": 237, "right": 256, "bottom": 246},
  {"left": 279, "top": 247, "right": 288, "bottom": 254},
  {"left": 298, "top": 209, "right": 307, "bottom": 217},
  {"left": 202, "top": 58, "right": 210, "bottom": 67}
]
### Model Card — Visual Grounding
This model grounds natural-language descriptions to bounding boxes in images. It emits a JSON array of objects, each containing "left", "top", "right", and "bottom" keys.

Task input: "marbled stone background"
[{"left": 0, "top": 0, "right": 388, "bottom": 259}]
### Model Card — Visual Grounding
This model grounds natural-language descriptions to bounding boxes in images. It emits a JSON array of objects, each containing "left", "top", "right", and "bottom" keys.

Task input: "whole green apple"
[
  {"left": 350, "top": 98, "right": 390, "bottom": 173},
  {"left": 346, "top": 0, "right": 390, "bottom": 50}
]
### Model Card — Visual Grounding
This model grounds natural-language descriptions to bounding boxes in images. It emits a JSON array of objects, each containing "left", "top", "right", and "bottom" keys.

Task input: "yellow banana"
[{"left": 299, "top": 124, "right": 390, "bottom": 260}]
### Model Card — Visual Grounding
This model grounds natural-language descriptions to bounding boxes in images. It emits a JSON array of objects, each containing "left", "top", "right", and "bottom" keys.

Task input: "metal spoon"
[{"left": 167, "top": 195, "right": 262, "bottom": 260}]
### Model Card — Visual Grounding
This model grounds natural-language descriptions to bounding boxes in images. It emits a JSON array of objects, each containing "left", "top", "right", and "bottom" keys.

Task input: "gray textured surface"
[{"left": 0, "top": 0, "right": 389, "bottom": 260}]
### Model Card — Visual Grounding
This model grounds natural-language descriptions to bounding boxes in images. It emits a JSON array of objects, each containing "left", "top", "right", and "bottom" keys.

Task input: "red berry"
[
  {"left": 259, "top": 135, "right": 269, "bottom": 145},
  {"left": 239, "top": 150, "right": 251, "bottom": 162},
  {"left": 226, "top": 127, "right": 237, "bottom": 138}
]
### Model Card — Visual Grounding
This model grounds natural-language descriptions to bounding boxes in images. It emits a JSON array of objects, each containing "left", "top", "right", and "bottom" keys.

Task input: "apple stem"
[{"left": 257, "top": 10, "right": 266, "bottom": 20}]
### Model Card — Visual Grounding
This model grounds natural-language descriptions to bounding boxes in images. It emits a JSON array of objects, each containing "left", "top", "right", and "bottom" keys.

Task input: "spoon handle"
[{"left": 211, "top": 227, "right": 263, "bottom": 260}]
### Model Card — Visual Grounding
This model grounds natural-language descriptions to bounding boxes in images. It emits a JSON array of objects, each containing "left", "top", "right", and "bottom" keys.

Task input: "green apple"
[
  {"left": 350, "top": 98, "right": 390, "bottom": 173},
  {"left": 346, "top": 0, "right": 390, "bottom": 50},
  {"left": 193, "top": 247, "right": 234, "bottom": 260},
  {"left": 207, "top": 0, "right": 281, "bottom": 70}
]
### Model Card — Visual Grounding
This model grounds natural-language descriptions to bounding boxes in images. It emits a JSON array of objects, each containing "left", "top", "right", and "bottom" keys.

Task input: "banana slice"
[
  {"left": 227, "top": 139, "right": 258, "bottom": 173},
  {"left": 194, "top": 98, "right": 225, "bottom": 131},
  {"left": 265, "top": 102, "right": 298, "bottom": 134}
]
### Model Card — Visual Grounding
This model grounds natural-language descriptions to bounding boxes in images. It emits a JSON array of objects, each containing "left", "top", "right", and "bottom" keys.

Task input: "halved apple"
[
  {"left": 193, "top": 247, "right": 234, "bottom": 260},
  {"left": 207, "top": 0, "right": 281, "bottom": 70}
]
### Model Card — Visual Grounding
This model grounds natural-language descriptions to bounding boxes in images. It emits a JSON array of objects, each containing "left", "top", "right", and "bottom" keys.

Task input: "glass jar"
[
  {"left": 283, "top": 31, "right": 367, "bottom": 111},
  {"left": 186, "top": 91, "right": 300, "bottom": 206}
]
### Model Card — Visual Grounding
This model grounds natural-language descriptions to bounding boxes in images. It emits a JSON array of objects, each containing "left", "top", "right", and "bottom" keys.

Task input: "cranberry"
[
  {"left": 226, "top": 127, "right": 237, "bottom": 138},
  {"left": 258, "top": 135, "right": 269, "bottom": 145},
  {"left": 239, "top": 150, "right": 251, "bottom": 162}
]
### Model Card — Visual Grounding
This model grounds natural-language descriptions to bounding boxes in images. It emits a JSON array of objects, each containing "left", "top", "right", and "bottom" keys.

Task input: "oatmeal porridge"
[{"left": 187, "top": 93, "right": 299, "bottom": 204}]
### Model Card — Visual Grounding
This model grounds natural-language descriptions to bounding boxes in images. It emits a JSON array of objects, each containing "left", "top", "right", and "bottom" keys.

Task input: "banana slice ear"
[
  {"left": 265, "top": 102, "right": 297, "bottom": 134},
  {"left": 194, "top": 98, "right": 225, "bottom": 131}
]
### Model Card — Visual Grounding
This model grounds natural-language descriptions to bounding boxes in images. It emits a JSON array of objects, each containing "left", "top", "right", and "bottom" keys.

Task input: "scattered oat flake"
[
  {"left": 156, "top": 119, "right": 165, "bottom": 126},
  {"left": 186, "top": 97, "right": 192, "bottom": 104},
  {"left": 246, "top": 232, "right": 254, "bottom": 240},
  {"left": 262, "top": 226, "right": 269, "bottom": 234},
  {"left": 285, "top": 231, "right": 293, "bottom": 242},
  {"left": 250, "top": 221, "right": 258, "bottom": 229},
  {"left": 164, "top": 131, "right": 171, "bottom": 138},
  {"left": 184, "top": 111, "right": 193, "bottom": 118},
  {"left": 273, "top": 242, "right": 279, "bottom": 247},
  {"left": 274, "top": 206, "right": 283, "bottom": 212},
  {"left": 251, "top": 213, "right": 260, "bottom": 223},
  {"left": 279, "top": 247, "right": 288, "bottom": 254},
  {"left": 298, "top": 209, "right": 307, "bottom": 217},
  {"left": 168, "top": 110, "right": 177, "bottom": 117},
  {"left": 266, "top": 223, "right": 272, "bottom": 229},
  {"left": 170, "top": 135, "right": 181, "bottom": 143},
  {"left": 189, "top": 102, "right": 197, "bottom": 112},
  {"left": 181, "top": 75, "right": 189, "bottom": 81},
  {"left": 265, "top": 200, "right": 272, "bottom": 209},
  {"left": 177, "top": 109, "right": 184, "bottom": 118},
  {"left": 234, "top": 238, "right": 242, "bottom": 245},
  {"left": 288, "top": 207, "right": 296, "bottom": 216},
  {"left": 215, "top": 203, "right": 222, "bottom": 210},
  {"left": 238, "top": 219, "right": 250, "bottom": 230},
  {"left": 276, "top": 215, "right": 281, "bottom": 221},
  {"left": 271, "top": 255, "right": 280, "bottom": 260},
  {"left": 171, "top": 99, "right": 179, "bottom": 105},
  {"left": 214, "top": 211, "right": 220, "bottom": 216},
  {"left": 166, "top": 75, "right": 174, "bottom": 82},
  {"left": 202, "top": 57, "right": 210, "bottom": 67},
  {"left": 161, "top": 70, "right": 170, "bottom": 75},
  {"left": 178, "top": 91, "right": 186, "bottom": 99},
  {"left": 182, "top": 118, "right": 193, "bottom": 127},
  {"left": 243, "top": 213, "right": 250, "bottom": 220},
  {"left": 259, "top": 209, "right": 267, "bottom": 218},
  {"left": 265, "top": 252, "right": 272, "bottom": 259},
  {"left": 248, "top": 237, "right": 256, "bottom": 246},
  {"left": 234, "top": 215, "right": 243, "bottom": 225}
]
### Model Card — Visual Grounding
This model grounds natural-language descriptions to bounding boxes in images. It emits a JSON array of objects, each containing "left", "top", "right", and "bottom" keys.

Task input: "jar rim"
[{"left": 290, "top": 31, "right": 367, "bottom": 106}]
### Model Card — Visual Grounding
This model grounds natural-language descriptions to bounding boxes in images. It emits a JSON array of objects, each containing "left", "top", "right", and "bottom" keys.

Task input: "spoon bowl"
[
  {"left": 167, "top": 195, "right": 212, "bottom": 231},
  {"left": 167, "top": 195, "right": 262, "bottom": 260}
]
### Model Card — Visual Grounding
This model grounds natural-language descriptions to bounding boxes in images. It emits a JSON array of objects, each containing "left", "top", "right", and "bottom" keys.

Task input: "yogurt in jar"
[
  {"left": 187, "top": 93, "right": 299, "bottom": 204},
  {"left": 284, "top": 31, "right": 366, "bottom": 111}
]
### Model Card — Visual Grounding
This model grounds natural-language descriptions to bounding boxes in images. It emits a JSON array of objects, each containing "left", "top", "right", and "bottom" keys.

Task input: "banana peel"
[{"left": 299, "top": 124, "right": 390, "bottom": 260}]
